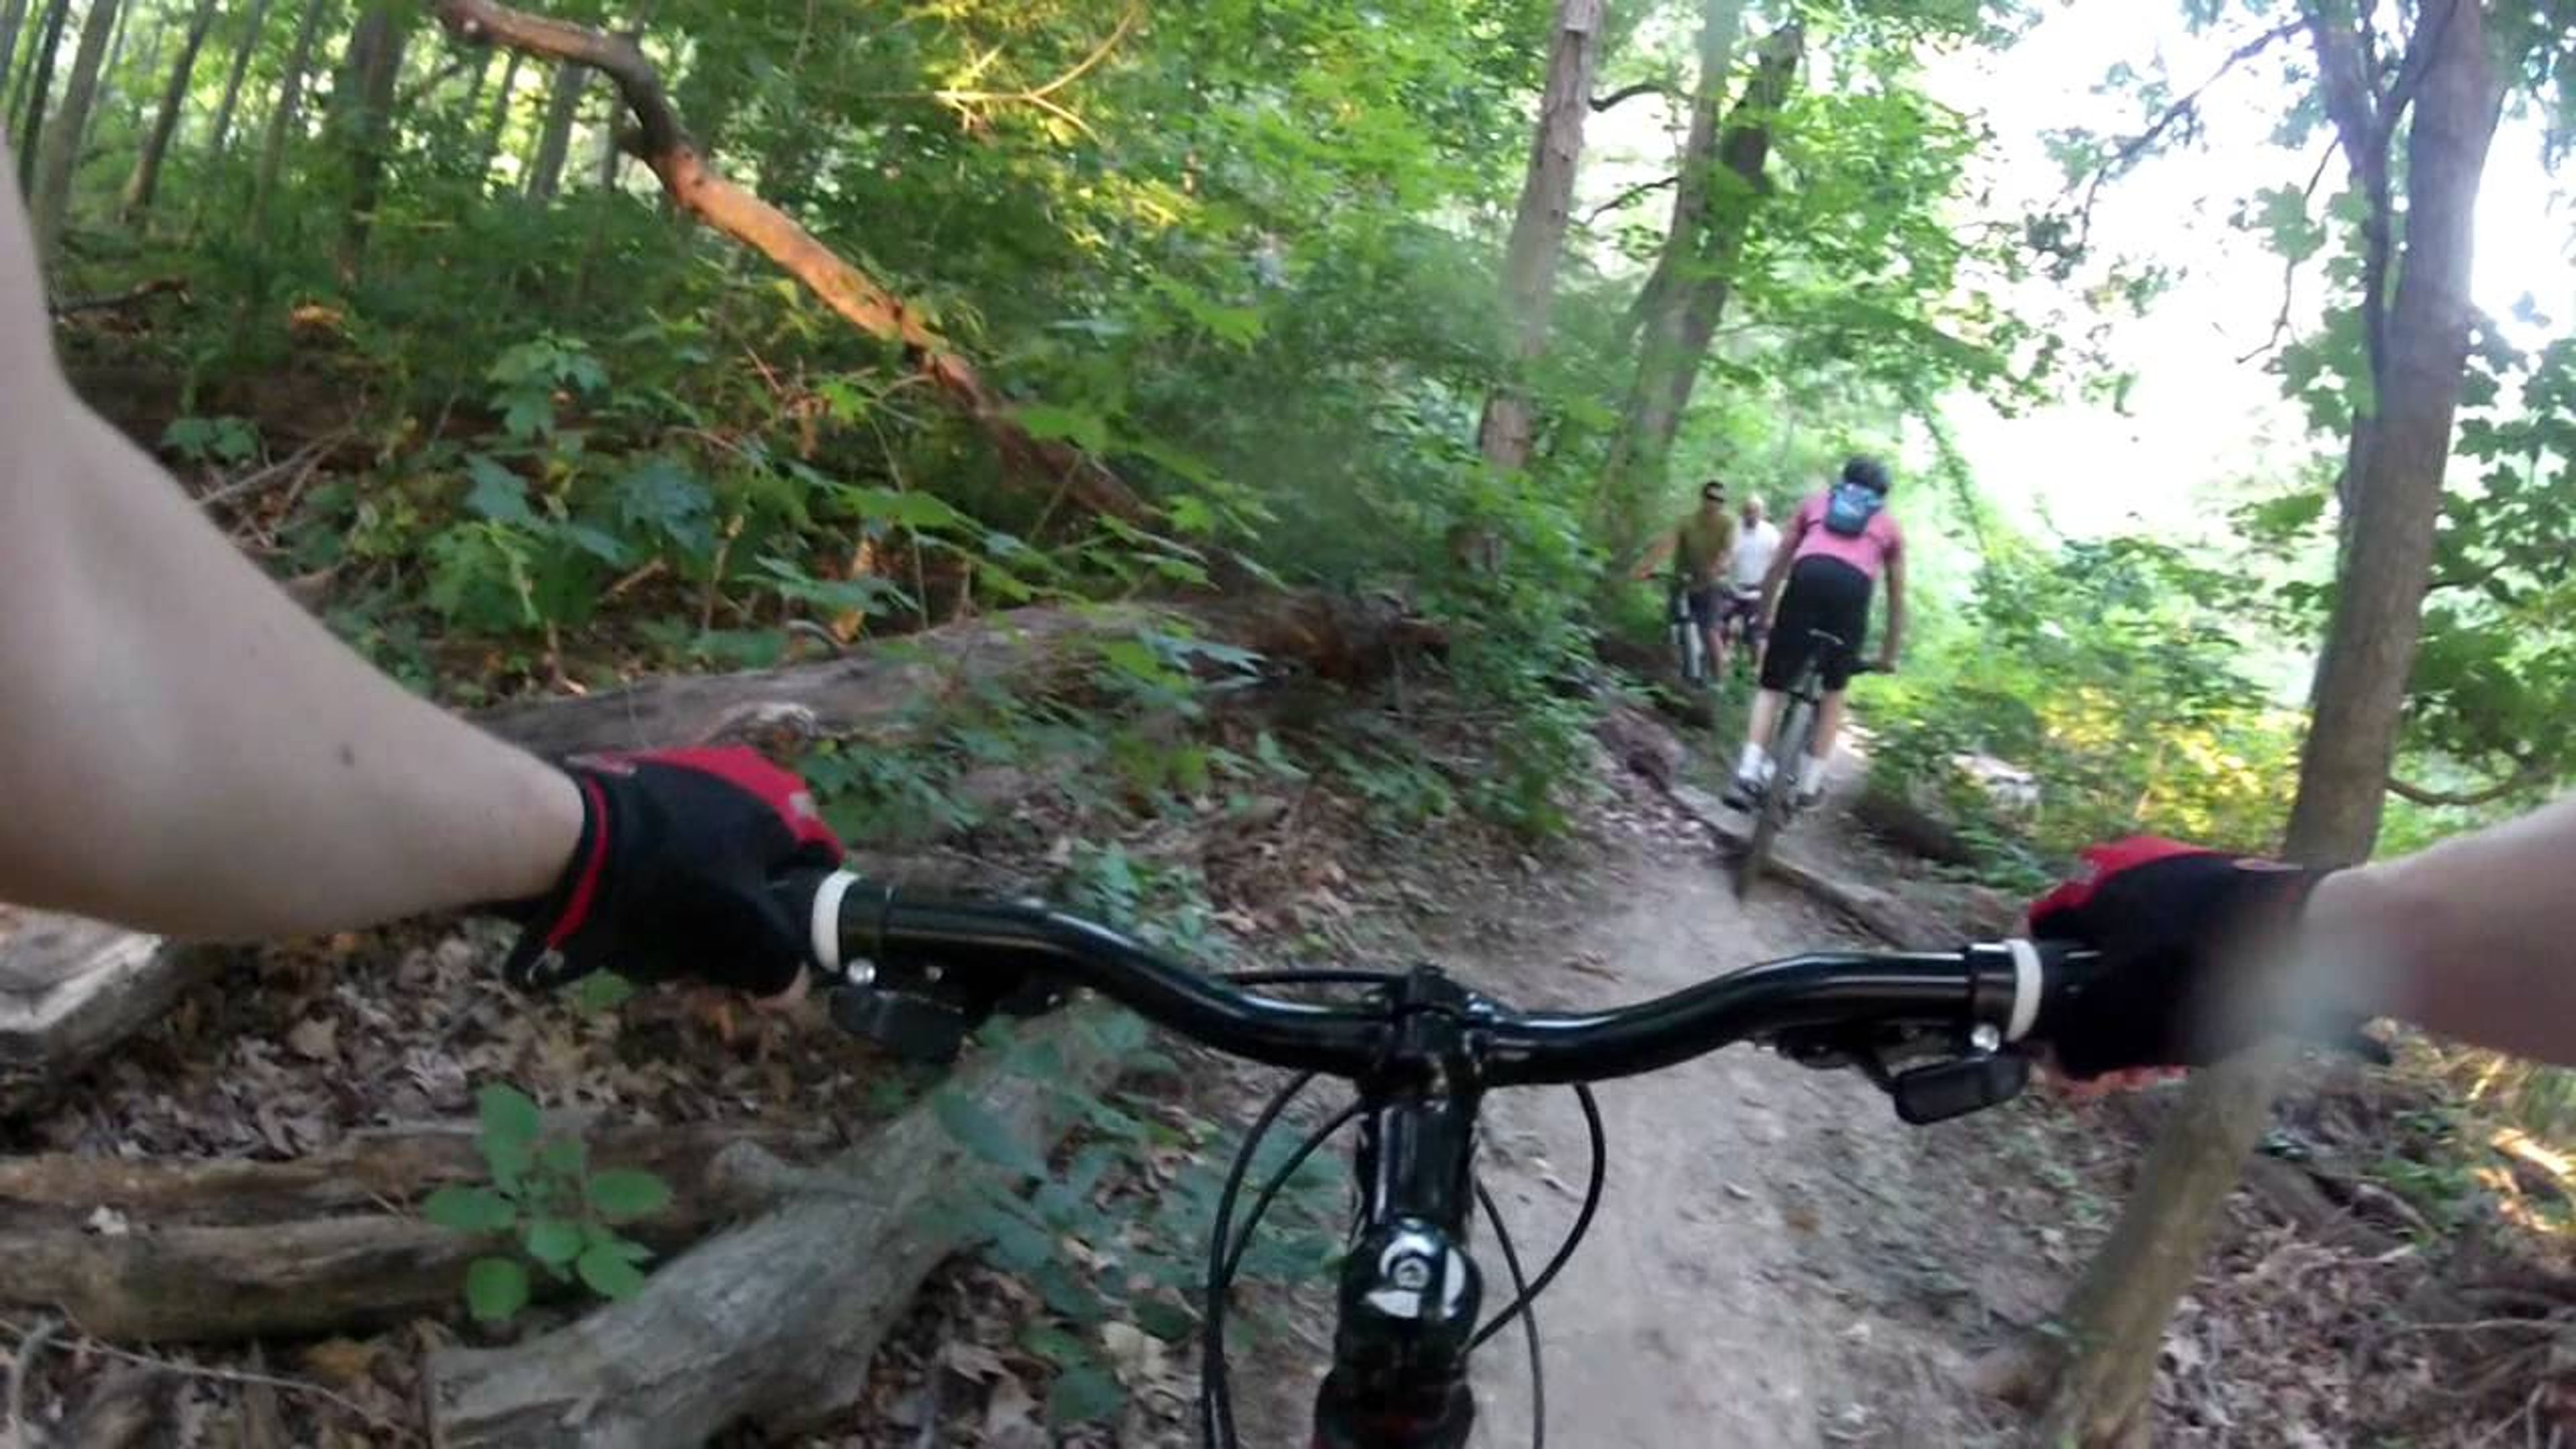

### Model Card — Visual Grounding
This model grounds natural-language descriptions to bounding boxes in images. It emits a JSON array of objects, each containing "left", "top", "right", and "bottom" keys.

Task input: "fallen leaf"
[
  {"left": 288, "top": 1016, "right": 339, "bottom": 1061},
  {"left": 301, "top": 1338, "right": 382, "bottom": 1387},
  {"left": 941, "top": 1341, "right": 1009, "bottom": 1381}
]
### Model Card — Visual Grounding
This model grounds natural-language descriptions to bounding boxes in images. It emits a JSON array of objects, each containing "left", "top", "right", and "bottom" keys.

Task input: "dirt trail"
[{"left": 1443, "top": 833, "right": 2043, "bottom": 1449}]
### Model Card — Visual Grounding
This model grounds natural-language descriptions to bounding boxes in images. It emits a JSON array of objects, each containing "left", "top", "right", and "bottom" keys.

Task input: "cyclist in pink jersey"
[{"left": 1727, "top": 456, "right": 1908, "bottom": 808}]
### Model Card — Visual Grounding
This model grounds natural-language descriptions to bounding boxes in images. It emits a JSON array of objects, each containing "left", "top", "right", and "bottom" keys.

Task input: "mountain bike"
[
  {"left": 783, "top": 867, "right": 2098, "bottom": 1449},
  {"left": 1666, "top": 581, "right": 1710, "bottom": 687},
  {"left": 1733, "top": 627, "right": 1876, "bottom": 902}
]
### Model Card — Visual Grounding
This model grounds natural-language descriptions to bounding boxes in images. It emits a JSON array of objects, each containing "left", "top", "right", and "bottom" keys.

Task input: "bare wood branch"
[
  {"left": 2386, "top": 767, "right": 2541, "bottom": 808},
  {"left": 427, "top": 0, "right": 1157, "bottom": 531},
  {"left": 1590, "top": 79, "right": 1670, "bottom": 111},
  {"left": 2068, "top": 17, "right": 2304, "bottom": 256},
  {"left": 47, "top": 274, "right": 188, "bottom": 316},
  {"left": 1582, "top": 172, "right": 1678, "bottom": 225}
]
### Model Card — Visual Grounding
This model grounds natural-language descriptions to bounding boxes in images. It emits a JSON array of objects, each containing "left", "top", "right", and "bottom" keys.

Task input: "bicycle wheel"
[{"left": 1735, "top": 696, "right": 1813, "bottom": 900}]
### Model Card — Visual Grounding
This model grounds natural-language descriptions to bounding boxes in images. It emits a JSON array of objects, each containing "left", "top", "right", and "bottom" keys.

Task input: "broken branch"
[{"left": 427, "top": 0, "right": 1156, "bottom": 530}]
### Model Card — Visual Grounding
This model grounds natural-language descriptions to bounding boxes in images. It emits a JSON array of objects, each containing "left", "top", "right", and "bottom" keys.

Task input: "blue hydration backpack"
[{"left": 1821, "top": 480, "right": 1884, "bottom": 538}]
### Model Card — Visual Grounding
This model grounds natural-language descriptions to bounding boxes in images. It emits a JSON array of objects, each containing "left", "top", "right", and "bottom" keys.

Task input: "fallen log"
[
  {"left": 472, "top": 588, "right": 1438, "bottom": 758},
  {"left": 1666, "top": 784, "right": 1950, "bottom": 947},
  {"left": 430, "top": 1008, "right": 1127, "bottom": 1447},
  {"left": 0, "top": 1122, "right": 824, "bottom": 1342},
  {"left": 0, "top": 912, "right": 227, "bottom": 1117}
]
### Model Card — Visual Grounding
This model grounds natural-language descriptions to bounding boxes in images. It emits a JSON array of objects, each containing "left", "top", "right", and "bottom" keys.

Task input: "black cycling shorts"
[{"left": 1760, "top": 555, "right": 1872, "bottom": 693}]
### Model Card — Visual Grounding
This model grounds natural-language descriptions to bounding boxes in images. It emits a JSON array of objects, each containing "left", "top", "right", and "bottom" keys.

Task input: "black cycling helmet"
[{"left": 1841, "top": 455, "right": 1891, "bottom": 494}]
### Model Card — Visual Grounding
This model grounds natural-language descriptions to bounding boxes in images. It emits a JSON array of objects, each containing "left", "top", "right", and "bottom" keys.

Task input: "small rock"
[{"left": 86, "top": 1205, "right": 131, "bottom": 1237}]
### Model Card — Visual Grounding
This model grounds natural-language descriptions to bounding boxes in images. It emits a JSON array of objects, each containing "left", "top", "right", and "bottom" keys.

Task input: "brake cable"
[{"left": 1195, "top": 969, "right": 1611, "bottom": 1449}]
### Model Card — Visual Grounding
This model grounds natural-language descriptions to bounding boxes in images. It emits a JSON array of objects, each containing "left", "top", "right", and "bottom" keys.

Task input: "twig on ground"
[
  {"left": 4, "top": 1315, "right": 60, "bottom": 1447},
  {"left": 0, "top": 1315, "right": 413, "bottom": 1443}
]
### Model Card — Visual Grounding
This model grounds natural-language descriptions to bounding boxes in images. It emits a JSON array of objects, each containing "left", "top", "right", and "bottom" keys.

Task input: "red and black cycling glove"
[
  {"left": 497, "top": 747, "right": 844, "bottom": 997},
  {"left": 2026, "top": 836, "right": 2379, "bottom": 1079}
]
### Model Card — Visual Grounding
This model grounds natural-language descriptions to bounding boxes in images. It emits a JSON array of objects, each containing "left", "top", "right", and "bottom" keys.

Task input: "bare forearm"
[
  {"left": 2302, "top": 793, "right": 2576, "bottom": 1065},
  {"left": 0, "top": 389, "right": 581, "bottom": 940}
]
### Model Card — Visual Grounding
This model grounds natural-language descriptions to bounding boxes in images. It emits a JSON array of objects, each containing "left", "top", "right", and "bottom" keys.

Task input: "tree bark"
[
  {"left": 28, "top": 0, "right": 123, "bottom": 263},
  {"left": 430, "top": 1008, "right": 1126, "bottom": 1448},
  {"left": 333, "top": 0, "right": 409, "bottom": 266},
  {"left": 474, "top": 45, "right": 520, "bottom": 178},
  {"left": 119, "top": 0, "right": 217, "bottom": 221},
  {"left": 197, "top": 0, "right": 273, "bottom": 166},
  {"left": 0, "top": 1121, "right": 824, "bottom": 1340},
  {"left": 1598, "top": 11, "right": 1789, "bottom": 560},
  {"left": 1473, "top": 0, "right": 1601, "bottom": 477},
  {"left": 72, "top": 0, "right": 135, "bottom": 162},
  {"left": 523, "top": 54, "right": 580, "bottom": 198},
  {"left": 0, "top": 0, "right": 30, "bottom": 119},
  {"left": 247, "top": 0, "right": 329, "bottom": 227},
  {"left": 11, "top": 0, "right": 72, "bottom": 194},
  {"left": 429, "top": 0, "right": 1163, "bottom": 533},
  {"left": 2028, "top": 5, "right": 2502, "bottom": 1444}
]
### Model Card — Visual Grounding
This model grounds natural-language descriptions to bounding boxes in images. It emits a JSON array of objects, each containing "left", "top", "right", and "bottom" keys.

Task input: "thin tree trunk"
[
  {"left": 525, "top": 55, "right": 580, "bottom": 199},
  {"left": 247, "top": 0, "right": 327, "bottom": 227},
  {"left": 119, "top": 0, "right": 216, "bottom": 221},
  {"left": 1599, "top": 12, "right": 1790, "bottom": 560},
  {"left": 333, "top": 0, "right": 407, "bottom": 266},
  {"left": 199, "top": 0, "right": 272, "bottom": 164},
  {"left": 2027, "top": 5, "right": 2503, "bottom": 1443},
  {"left": 12, "top": 0, "right": 72, "bottom": 193},
  {"left": 74, "top": 0, "right": 135, "bottom": 161},
  {"left": 1473, "top": 0, "right": 1603, "bottom": 475},
  {"left": 473, "top": 46, "right": 519, "bottom": 179},
  {"left": 30, "top": 0, "right": 124, "bottom": 262},
  {"left": 0, "top": 0, "right": 31, "bottom": 113}
]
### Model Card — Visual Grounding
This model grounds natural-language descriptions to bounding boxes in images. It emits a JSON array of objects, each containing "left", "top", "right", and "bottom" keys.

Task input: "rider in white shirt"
[{"left": 1723, "top": 497, "right": 1782, "bottom": 673}]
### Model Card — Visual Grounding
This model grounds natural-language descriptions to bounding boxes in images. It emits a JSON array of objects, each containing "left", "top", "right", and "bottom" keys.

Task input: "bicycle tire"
[{"left": 1735, "top": 696, "right": 1811, "bottom": 900}]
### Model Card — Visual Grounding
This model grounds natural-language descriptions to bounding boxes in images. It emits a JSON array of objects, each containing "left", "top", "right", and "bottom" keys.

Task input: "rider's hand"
[
  {"left": 494, "top": 747, "right": 843, "bottom": 997},
  {"left": 2025, "top": 836, "right": 2377, "bottom": 1079}
]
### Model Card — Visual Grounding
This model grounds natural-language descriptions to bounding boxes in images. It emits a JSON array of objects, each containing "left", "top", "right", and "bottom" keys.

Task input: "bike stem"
[{"left": 1312, "top": 967, "right": 1487, "bottom": 1449}]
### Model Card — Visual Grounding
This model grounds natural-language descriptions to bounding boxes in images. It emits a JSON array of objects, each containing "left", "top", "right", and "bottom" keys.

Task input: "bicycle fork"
[{"left": 1311, "top": 971, "right": 1487, "bottom": 1449}]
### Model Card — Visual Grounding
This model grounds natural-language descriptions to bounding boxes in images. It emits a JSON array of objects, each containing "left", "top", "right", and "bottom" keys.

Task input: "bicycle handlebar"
[{"left": 779, "top": 869, "right": 2097, "bottom": 1091}]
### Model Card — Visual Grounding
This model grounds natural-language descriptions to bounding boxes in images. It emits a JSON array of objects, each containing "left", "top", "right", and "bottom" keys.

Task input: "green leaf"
[
  {"left": 422, "top": 1185, "right": 517, "bottom": 1234},
  {"left": 1132, "top": 1297, "right": 1197, "bottom": 1342},
  {"left": 567, "top": 972, "right": 635, "bottom": 1014},
  {"left": 477, "top": 1084, "right": 543, "bottom": 1149},
  {"left": 463, "top": 455, "right": 534, "bottom": 525},
  {"left": 1048, "top": 1364, "right": 1126, "bottom": 1424},
  {"left": 931, "top": 1089, "right": 1049, "bottom": 1177},
  {"left": 538, "top": 1136, "right": 587, "bottom": 1179},
  {"left": 612, "top": 456, "right": 715, "bottom": 555},
  {"left": 576, "top": 1240, "right": 651, "bottom": 1299},
  {"left": 525, "top": 1218, "right": 584, "bottom": 1267},
  {"left": 464, "top": 1256, "right": 531, "bottom": 1324},
  {"left": 586, "top": 1168, "right": 675, "bottom": 1222},
  {"left": 1014, "top": 402, "right": 1110, "bottom": 453}
]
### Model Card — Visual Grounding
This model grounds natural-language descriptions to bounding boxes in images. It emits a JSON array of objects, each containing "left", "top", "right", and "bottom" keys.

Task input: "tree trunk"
[
  {"left": 1472, "top": 0, "right": 1603, "bottom": 474},
  {"left": 11, "top": 0, "right": 72, "bottom": 193},
  {"left": 474, "top": 46, "right": 520, "bottom": 178},
  {"left": 1599, "top": 11, "right": 1789, "bottom": 560},
  {"left": 333, "top": 0, "right": 407, "bottom": 266},
  {"left": 246, "top": 0, "right": 327, "bottom": 227},
  {"left": 118, "top": 0, "right": 217, "bottom": 221},
  {"left": 2028, "top": 5, "right": 2502, "bottom": 1443},
  {"left": 524, "top": 54, "right": 581, "bottom": 199},
  {"left": 75, "top": 0, "right": 138, "bottom": 168},
  {"left": 0, "top": 0, "right": 30, "bottom": 116},
  {"left": 197, "top": 0, "right": 272, "bottom": 165},
  {"left": 29, "top": 0, "right": 123, "bottom": 262},
  {"left": 430, "top": 1008, "right": 1126, "bottom": 1448},
  {"left": 0, "top": 1122, "right": 824, "bottom": 1341}
]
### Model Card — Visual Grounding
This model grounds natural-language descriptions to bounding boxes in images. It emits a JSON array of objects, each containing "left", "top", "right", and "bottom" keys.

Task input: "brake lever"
[{"left": 1769, "top": 1022, "right": 2033, "bottom": 1125}]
